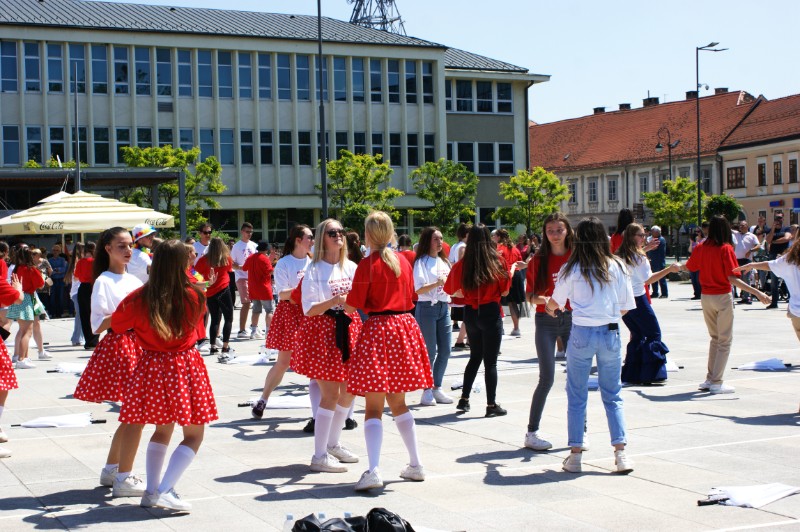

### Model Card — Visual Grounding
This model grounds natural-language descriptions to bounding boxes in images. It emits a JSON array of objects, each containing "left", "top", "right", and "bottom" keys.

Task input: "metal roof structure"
[{"left": 443, "top": 48, "right": 529, "bottom": 73}]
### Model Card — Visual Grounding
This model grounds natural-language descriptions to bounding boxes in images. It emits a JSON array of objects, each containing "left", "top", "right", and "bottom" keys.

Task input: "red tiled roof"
[
  {"left": 530, "top": 91, "right": 759, "bottom": 173},
  {"left": 719, "top": 93, "right": 800, "bottom": 149}
]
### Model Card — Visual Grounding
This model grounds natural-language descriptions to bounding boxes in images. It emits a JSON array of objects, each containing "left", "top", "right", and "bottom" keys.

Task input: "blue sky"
[{"left": 112, "top": 0, "right": 800, "bottom": 124}]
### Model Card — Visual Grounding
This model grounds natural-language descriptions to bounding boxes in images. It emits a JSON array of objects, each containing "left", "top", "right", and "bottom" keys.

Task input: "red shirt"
[
  {"left": 610, "top": 233, "right": 623, "bottom": 253},
  {"left": 243, "top": 253, "right": 274, "bottom": 301},
  {"left": 0, "top": 279, "right": 21, "bottom": 306},
  {"left": 397, "top": 250, "right": 418, "bottom": 302},
  {"left": 442, "top": 241, "right": 451, "bottom": 258},
  {"left": 347, "top": 253, "right": 415, "bottom": 314},
  {"left": 75, "top": 258, "right": 94, "bottom": 284},
  {"left": 686, "top": 242, "right": 740, "bottom": 295},
  {"left": 444, "top": 258, "right": 511, "bottom": 309},
  {"left": 526, "top": 251, "right": 572, "bottom": 313},
  {"left": 194, "top": 255, "right": 233, "bottom": 297},
  {"left": 0, "top": 261, "right": 7, "bottom": 282},
  {"left": 290, "top": 277, "right": 303, "bottom": 306},
  {"left": 15, "top": 264, "right": 45, "bottom": 294},
  {"left": 498, "top": 246, "right": 522, "bottom": 273},
  {"left": 111, "top": 286, "right": 204, "bottom": 351}
]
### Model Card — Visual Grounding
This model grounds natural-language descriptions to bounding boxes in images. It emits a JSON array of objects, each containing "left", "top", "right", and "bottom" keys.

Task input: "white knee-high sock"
[
  {"left": 309, "top": 380, "right": 321, "bottom": 418},
  {"left": 145, "top": 442, "right": 168, "bottom": 494},
  {"left": 158, "top": 445, "right": 196, "bottom": 494},
  {"left": 0, "top": 405, "right": 5, "bottom": 421},
  {"left": 313, "top": 408, "right": 335, "bottom": 458},
  {"left": 364, "top": 418, "right": 383, "bottom": 472},
  {"left": 327, "top": 404, "right": 350, "bottom": 448},
  {"left": 347, "top": 402, "right": 355, "bottom": 418},
  {"left": 394, "top": 411, "right": 421, "bottom": 467}
]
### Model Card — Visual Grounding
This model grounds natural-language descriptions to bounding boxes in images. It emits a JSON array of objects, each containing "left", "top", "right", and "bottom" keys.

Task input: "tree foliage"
[
  {"left": 317, "top": 150, "right": 403, "bottom": 230},
  {"left": 493, "top": 167, "right": 570, "bottom": 235},
  {"left": 704, "top": 194, "right": 742, "bottom": 222},
  {"left": 642, "top": 176, "right": 706, "bottom": 259},
  {"left": 410, "top": 158, "right": 478, "bottom": 235}
]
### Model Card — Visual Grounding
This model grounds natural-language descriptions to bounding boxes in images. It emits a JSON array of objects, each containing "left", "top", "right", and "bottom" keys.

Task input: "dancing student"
[
  {"left": 242, "top": 241, "right": 275, "bottom": 340},
  {"left": 194, "top": 237, "right": 235, "bottom": 363},
  {"left": 345, "top": 211, "right": 432, "bottom": 491},
  {"left": 685, "top": 216, "right": 771, "bottom": 394},
  {"left": 449, "top": 224, "right": 469, "bottom": 351},
  {"left": 610, "top": 208, "right": 634, "bottom": 253},
  {"left": 73, "top": 228, "right": 145, "bottom": 496},
  {"left": 444, "top": 224, "right": 511, "bottom": 417},
  {"left": 546, "top": 217, "right": 636, "bottom": 474},
  {"left": 492, "top": 228, "right": 526, "bottom": 337},
  {"left": 252, "top": 225, "right": 313, "bottom": 420},
  {"left": 0, "top": 273, "right": 24, "bottom": 457},
  {"left": 7, "top": 245, "right": 45, "bottom": 369},
  {"left": 112, "top": 240, "right": 217, "bottom": 512},
  {"left": 291, "top": 219, "right": 362, "bottom": 473},
  {"left": 75, "top": 242, "right": 99, "bottom": 349},
  {"left": 524, "top": 213, "right": 575, "bottom": 451},
  {"left": 413, "top": 226, "right": 454, "bottom": 406}
]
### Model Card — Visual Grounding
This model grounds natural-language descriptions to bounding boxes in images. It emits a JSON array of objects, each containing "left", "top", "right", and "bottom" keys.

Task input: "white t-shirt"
[
  {"left": 273, "top": 254, "right": 312, "bottom": 294},
  {"left": 733, "top": 231, "right": 759, "bottom": 260},
  {"left": 767, "top": 255, "right": 800, "bottom": 316},
  {"left": 70, "top": 278, "right": 80, "bottom": 298},
  {"left": 551, "top": 258, "right": 636, "bottom": 326},
  {"left": 90, "top": 271, "right": 143, "bottom": 333},
  {"left": 449, "top": 241, "right": 466, "bottom": 263},
  {"left": 231, "top": 239, "right": 258, "bottom": 281},
  {"left": 193, "top": 241, "right": 209, "bottom": 265},
  {"left": 127, "top": 248, "right": 152, "bottom": 283},
  {"left": 301, "top": 259, "right": 357, "bottom": 315},
  {"left": 625, "top": 254, "right": 652, "bottom": 297},
  {"left": 413, "top": 255, "right": 451, "bottom": 304}
]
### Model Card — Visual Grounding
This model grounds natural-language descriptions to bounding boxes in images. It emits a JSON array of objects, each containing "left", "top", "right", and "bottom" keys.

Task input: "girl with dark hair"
[
  {"left": 444, "top": 224, "right": 510, "bottom": 417},
  {"left": 449, "top": 223, "right": 470, "bottom": 350},
  {"left": 0, "top": 272, "right": 24, "bottom": 457},
  {"left": 67, "top": 242, "right": 85, "bottom": 346},
  {"left": 685, "top": 216, "right": 770, "bottom": 394},
  {"left": 610, "top": 208, "right": 634, "bottom": 253},
  {"left": 7, "top": 245, "right": 45, "bottom": 368},
  {"left": 546, "top": 217, "right": 636, "bottom": 474},
  {"left": 346, "top": 231, "right": 364, "bottom": 264},
  {"left": 492, "top": 228, "right": 525, "bottom": 337},
  {"left": 524, "top": 213, "right": 574, "bottom": 451},
  {"left": 194, "top": 237, "right": 235, "bottom": 362},
  {"left": 73, "top": 227, "right": 146, "bottom": 496},
  {"left": 113, "top": 240, "right": 215, "bottom": 512},
  {"left": 76, "top": 242, "right": 98, "bottom": 349},
  {"left": 413, "top": 226, "right": 453, "bottom": 406},
  {"left": 252, "top": 225, "right": 313, "bottom": 419}
]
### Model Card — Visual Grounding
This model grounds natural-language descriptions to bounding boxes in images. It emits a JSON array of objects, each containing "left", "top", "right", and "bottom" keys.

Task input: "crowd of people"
[{"left": 0, "top": 206, "right": 797, "bottom": 512}]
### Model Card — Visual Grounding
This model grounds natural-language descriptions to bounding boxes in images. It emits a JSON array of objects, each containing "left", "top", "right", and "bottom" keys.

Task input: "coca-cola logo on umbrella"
[
  {"left": 39, "top": 221, "right": 64, "bottom": 231},
  {"left": 145, "top": 218, "right": 170, "bottom": 227}
]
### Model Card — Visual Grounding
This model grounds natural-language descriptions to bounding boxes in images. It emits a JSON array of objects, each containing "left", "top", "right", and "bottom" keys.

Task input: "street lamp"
[
  {"left": 317, "top": 0, "right": 329, "bottom": 219},
  {"left": 695, "top": 41, "right": 727, "bottom": 225},
  {"left": 655, "top": 126, "right": 680, "bottom": 181}
]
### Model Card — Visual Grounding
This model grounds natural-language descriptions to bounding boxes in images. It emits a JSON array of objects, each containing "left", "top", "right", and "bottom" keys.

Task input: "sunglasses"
[
  {"left": 200, "top": 230, "right": 212, "bottom": 235},
  {"left": 326, "top": 229, "right": 345, "bottom": 238}
]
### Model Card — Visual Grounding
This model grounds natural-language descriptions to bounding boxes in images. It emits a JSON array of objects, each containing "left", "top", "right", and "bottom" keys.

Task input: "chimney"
[
  {"left": 642, "top": 97, "right": 660, "bottom": 107},
  {"left": 619, "top": 103, "right": 631, "bottom": 111},
  {"left": 686, "top": 90, "right": 698, "bottom": 100},
  {"left": 593, "top": 107, "right": 605, "bottom": 115},
  {"left": 715, "top": 87, "right": 728, "bottom": 95}
]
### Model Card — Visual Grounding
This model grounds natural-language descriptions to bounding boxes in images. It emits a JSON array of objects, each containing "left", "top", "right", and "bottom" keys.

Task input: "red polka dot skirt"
[
  {"left": 0, "top": 343, "right": 18, "bottom": 391},
  {"left": 119, "top": 348, "right": 218, "bottom": 426},
  {"left": 290, "top": 312, "right": 363, "bottom": 382},
  {"left": 74, "top": 330, "right": 141, "bottom": 403},
  {"left": 347, "top": 313, "right": 433, "bottom": 396},
  {"left": 266, "top": 301, "right": 303, "bottom": 351}
]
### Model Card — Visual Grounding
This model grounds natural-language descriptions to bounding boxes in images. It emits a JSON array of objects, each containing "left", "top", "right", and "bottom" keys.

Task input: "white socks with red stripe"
[
  {"left": 314, "top": 408, "right": 334, "bottom": 458},
  {"left": 364, "top": 418, "right": 383, "bottom": 472},
  {"left": 394, "top": 411, "right": 421, "bottom": 467},
  {"left": 158, "top": 445, "right": 196, "bottom": 495}
]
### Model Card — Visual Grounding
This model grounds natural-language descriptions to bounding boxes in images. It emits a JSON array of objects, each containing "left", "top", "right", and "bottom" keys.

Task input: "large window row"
[
  {"left": 0, "top": 41, "right": 435, "bottom": 105},
  {"left": 445, "top": 79, "right": 512, "bottom": 114},
  {"left": 446, "top": 141, "right": 514, "bottom": 175}
]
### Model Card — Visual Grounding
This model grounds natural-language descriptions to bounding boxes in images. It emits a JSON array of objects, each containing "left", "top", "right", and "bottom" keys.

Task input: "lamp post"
[
  {"left": 317, "top": 0, "right": 329, "bottom": 219},
  {"left": 655, "top": 126, "right": 680, "bottom": 181},
  {"left": 695, "top": 41, "right": 727, "bottom": 226}
]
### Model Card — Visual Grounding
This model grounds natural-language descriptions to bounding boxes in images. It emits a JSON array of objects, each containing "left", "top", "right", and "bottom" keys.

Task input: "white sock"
[
  {"left": 364, "top": 418, "right": 383, "bottom": 472},
  {"left": 327, "top": 404, "right": 350, "bottom": 448},
  {"left": 313, "top": 408, "right": 335, "bottom": 458},
  {"left": 116, "top": 471, "right": 130, "bottom": 483},
  {"left": 347, "top": 402, "right": 355, "bottom": 418},
  {"left": 145, "top": 442, "right": 168, "bottom": 494},
  {"left": 309, "top": 380, "right": 321, "bottom": 418},
  {"left": 394, "top": 411, "right": 421, "bottom": 467},
  {"left": 103, "top": 463, "right": 119, "bottom": 472},
  {"left": 158, "top": 445, "right": 196, "bottom": 495},
  {"left": 0, "top": 405, "right": 4, "bottom": 422}
]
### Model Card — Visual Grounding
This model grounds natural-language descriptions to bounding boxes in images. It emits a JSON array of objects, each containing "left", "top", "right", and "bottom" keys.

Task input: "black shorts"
[{"left": 450, "top": 306, "right": 464, "bottom": 321}]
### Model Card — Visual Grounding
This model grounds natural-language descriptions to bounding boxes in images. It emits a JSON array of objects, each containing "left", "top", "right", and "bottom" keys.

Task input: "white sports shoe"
[
  {"left": 140, "top": 490, "right": 159, "bottom": 507},
  {"left": 236, "top": 330, "right": 251, "bottom": 339},
  {"left": 310, "top": 453, "right": 348, "bottom": 473},
  {"left": 698, "top": 380, "right": 712, "bottom": 391},
  {"left": 0, "top": 446, "right": 11, "bottom": 458},
  {"left": 399, "top": 464, "right": 425, "bottom": 481},
  {"left": 100, "top": 466, "right": 118, "bottom": 487},
  {"left": 15, "top": 359, "right": 36, "bottom": 369},
  {"left": 709, "top": 383, "right": 735, "bottom": 394},
  {"left": 0, "top": 426, "right": 7, "bottom": 443},
  {"left": 524, "top": 431, "right": 553, "bottom": 451},
  {"left": 562, "top": 452, "right": 582, "bottom": 473},
  {"left": 327, "top": 444, "right": 359, "bottom": 464},
  {"left": 614, "top": 449, "right": 634, "bottom": 474},
  {"left": 155, "top": 488, "right": 192, "bottom": 511},
  {"left": 112, "top": 474, "right": 146, "bottom": 497},
  {"left": 432, "top": 388, "right": 453, "bottom": 404},
  {"left": 420, "top": 389, "right": 436, "bottom": 406},
  {"left": 37, "top": 350, "right": 53, "bottom": 360},
  {"left": 354, "top": 468, "right": 383, "bottom": 491},
  {"left": 251, "top": 329, "right": 265, "bottom": 340}
]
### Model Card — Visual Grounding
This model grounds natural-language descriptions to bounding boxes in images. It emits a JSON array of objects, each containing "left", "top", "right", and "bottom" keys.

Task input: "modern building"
[{"left": 0, "top": 0, "right": 548, "bottom": 241}]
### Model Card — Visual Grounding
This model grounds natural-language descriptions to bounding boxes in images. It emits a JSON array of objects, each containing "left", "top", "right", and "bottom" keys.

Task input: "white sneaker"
[
  {"left": 215, "top": 337, "right": 224, "bottom": 348},
  {"left": 709, "top": 383, "right": 735, "bottom": 394},
  {"left": 524, "top": 431, "right": 552, "bottom": 451},
  {"left": 0, "top": 426, "right": 7, "bottom": 443},
  {"left": 555, "top": 351, "right": 567, "bottom": 361},
  {"left": 399, "top": 464, "right": 425, "bottom": 481},
  {"left": 236, "top": 330, "right": 250, "bottom": 340},
  {"left": 155, "top": 488, "right": 191, "bottom": 511},
  {"left": 354, "top": 468, "right": 383, "bottom": 491},
  {"left": 581, "top": 433, "right": 590, "bottom": 452},
  {"left": 562, "top": 452, "right": 582, "bottom": 473},
  {"left": 614, "top": 449, "right": 634, "bottom": 474},
  {"left": 327, "top": 443, "right": 359, "bottom": 463},
  {"left": 251, "top": 328, "right": 265, "bottom": 340},
  {"left": 37, "top": 350, "right": 53, "bottom": 360},
  {"left": 698, "top": 380, "right": 712, "bottom": 391},
  {"left": 196, "top": 340, "right": 211, "bottom": 354},
  {"left": 100, "top": 466, "right": 118, "bottom": 487},
  {"left": 140, "top": 490, "right": 159, "bottom": 507},
  {"left": 310, "top": 453, "right": 348, "bottom": 473},
  {"left": 0, "top": 446, "right": 10, "bottom": 458},
  {"left": 112, "top": 474, "right": 146, "bottom": 497},
  {"left": 432, "top": 388, "right": 453, "bottom": 404},
  {"left": 510, "top": 328, "right": 521, "bottom": 337},
  {"left": 15, "top": 358, "right": 36, "bottom": 369},
  {"left": 420, "top": 389, "right": 436, "bottom": 406}
]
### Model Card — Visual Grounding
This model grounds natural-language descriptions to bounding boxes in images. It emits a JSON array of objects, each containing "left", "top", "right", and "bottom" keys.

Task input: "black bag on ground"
[
  {"left": 365, "top": 508, "right": 415, "bottom": 532},
  {"left": 292, "top": 513, "right": 366, "bottom": 532}
]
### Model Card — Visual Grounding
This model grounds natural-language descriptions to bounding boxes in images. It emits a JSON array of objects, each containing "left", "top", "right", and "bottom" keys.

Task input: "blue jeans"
[
  {"left": 650, "top": 262, "right": 668, "bottom": 297},
  {"left": 70, "top": 293, "right": 84, "bottom": 345},
  {"left": 49, "top": 278, "right": 65, "bottom": 318},
  {"left": 415, "top": 301, "right": 452, "bottom": 388},
  {"left": 566, "top": 324, "right": 627, "bottom": 448}
]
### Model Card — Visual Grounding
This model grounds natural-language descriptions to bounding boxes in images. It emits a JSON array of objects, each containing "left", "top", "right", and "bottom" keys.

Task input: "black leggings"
[
  {"left": 208, "top": 287, "right": 233, "bottom": 344},
  {"left": 462, "top": 302, "right": 503, "bottom": 404},
  {"left": 77, "top": 283, "right": 98, "bottom": 347}
]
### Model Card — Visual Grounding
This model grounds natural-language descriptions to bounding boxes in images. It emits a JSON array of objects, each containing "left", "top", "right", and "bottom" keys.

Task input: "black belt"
[
  {"left": 368, "top": 310, "right": 409, "bottom": 316},
  {"left": 608, "top": 323, "right": 619, "bottom": 330},
  {"left": 324, "top": 309, "right": 352, "bottom": 362}
]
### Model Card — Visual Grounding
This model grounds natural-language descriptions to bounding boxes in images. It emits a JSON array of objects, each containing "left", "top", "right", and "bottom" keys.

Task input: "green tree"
[
  {"left": 642, "top": 176, "right": 706, "bottom": 260},
  {"left": 318, "top": 150, "right": 403, "bottom": 229},
  {"left": 119, "top": 145, "right": 226, "bottom": 233},
  {"left": 704, "top": 194, "right": 742, "bottom": 223},
  {"left": 493, "top": 167, "right": 570, "bottom": 235},
  {"left": 410, "top": 158, "right": 478, "bottom": 235}
]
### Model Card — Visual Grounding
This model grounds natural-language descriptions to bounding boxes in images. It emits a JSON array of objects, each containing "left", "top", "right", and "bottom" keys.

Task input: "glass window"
[
  {"left": 389, "top": 133, "right": 402, "bottom": 167},
  {"left": 498, "top": 143, "right": 514, "bottom": 174},
  {"left": 155, "top": 48, "right": 171, "bottom": 96},
  {"left": 335, "top": 131, "right": 348, "bottom": 158},
  {"left": 422, "top": 62, "right": 433, "bottom": 104},
  {"left": 259, "top": 131, "right": 273, "bottom": 165},
  {"left": 24, "top": 42, "right": 40, "bottom": 92},
  {"left": 445, "top": 79, "right": 452, "bottom": 111},
  {"left": 277, "top": 54, "right": 290, "bottom": 100},
  {"left": 177, "top": 49, "right": 191, "bottom": 96},
  {"left": 114, "top": 46, "right": 128, "bottom": 94},
  {"left": 456, "top": 80, "right": 473, "bottom": 112},
  {"left": 298, "top": 131, "right": 312, "bottom": 166},
  {"left": 134, "top": 47, "right": 150, "bottom": 95},
  {"left": 47, "top": 43, "right": 64, "bottom": 92},
  {"left": 198, "top": 50, "right": 212, "bottom": 97},
  {"left": 588, "top": 181, "right": 598, "bottom": 202},
  {"left": 405, "top": 61, "right": 417, "bottom": 104},
  {"left": 352, "top": 58, "right": 364, "bottom": 102},
  {"left": 790, "top": 159, "right": 798, "bottom": 184},
  {"left": 387, "top": 60, "right": 400, "bottom": 103},
  {"left": 69, "top": 43, "right": 86, "bottom": 93},
  {"left": 116, "top": 128, "right": 130, "bottom": 164},
  {"left": 158, "top": 128, "right": 173, "bottom": 147},
  {"left": 424, "top": 134, "right": 435, "bottom": 163},
  {"left": 200, "top": 128, "right": 214, "bottom": 159},
  {"left": 26, "top": 126, "right": 42, "bottom": 163},
  {"left": 94, "top": 127, "right": 109, "bottom": 165},
  {"left": 639, "top": 174, "right": 648, "bottom": 198},
  {"left": 296, "top": 55, "right": 310, "bottom": 101},
  {"left": 372, "top": 132, "right": 383, "bottom": 159},
  {"left": 370, "top": 59, "right": 382, "bottom": 103},
  {"left": 217, "top": 51, "right": 232, "bottom": 98},
  {"left": 608, "top": 178, "right": 617, "bottom": 201},
  {"left": 219, "top": 129, "right": 234, "bottom": 164},
  {"left": 774, "top": 160, "right": 783, "bottom": 185},
  {"left": 179, "top": 128, "right": 193, "bottom": 151},
  {"left": 257, "top": 53, "right": 271, "bottom": 99},
  {"left": 726, "top": 167, "right": 745, "bottom": 189},
  {"left": 476, "top": 81, "right": 492, "bottom": 113},
  {"left": 240, "top": 130, "right": 254, "bottom": 164},
  {"left": 315, "top": 55, "right": 328, "bottom": 101},
  {"left": 279, "top": 130, "right": 292, "bottom": 165},
  {"left": 757, "top": 162, "right": 766, "bottom": 186},
  {"left": 497, "top": 83, "right": 512, "bottom": 113},
  {"left": 1, "top": 41, "right": 18, "bottom": 92},
  {"left": 2, "top": 126, "right": 20, "bottom": 165},
  {"left": 136, "top": 127, "right": 152, "bottom": 149},
  {"left": 238, "top": 52, "right": 252, "bottom": 99},
  {"left": 50, "top": 127, "right": 65, "bottom": 163},
  {"left": 70, "top": 126, "right": 88, "bottom": 163},
  {"left": 457, "top": 143, "right": 474, "bottom": 172},
  {"left": 407, "top": 133, "right": 418, "bottom": 167},
  {"left": 568, "top": 183, "right": 577, "bottom": 204},
  {"left": 447, "top": 142, "right": 453, "bottom": 161},
  {"left": 333, "top": 56, "right": 346, "bottom": 102},
  {"left": 91, "top": 45, "right": 108, "bottom": 94},
  {"left": 478, "top": 143, "right": 494, "bottom": 174},
  {"left": 354, "top": 132, "right": 366, "bottom": 154}
]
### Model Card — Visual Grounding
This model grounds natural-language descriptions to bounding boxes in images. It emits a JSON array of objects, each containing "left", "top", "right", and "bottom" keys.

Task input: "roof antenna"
[{"left": 348, "top": 0, "right": 406, "bottom": 35}]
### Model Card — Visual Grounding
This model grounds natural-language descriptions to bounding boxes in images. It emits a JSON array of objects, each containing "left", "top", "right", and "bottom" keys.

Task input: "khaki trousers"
[
  {"left": 701, "top": 293, "right": 734, "bottom": 384},
  {"left": 788, "top": 311, "right": 800, "bottom": 342}
]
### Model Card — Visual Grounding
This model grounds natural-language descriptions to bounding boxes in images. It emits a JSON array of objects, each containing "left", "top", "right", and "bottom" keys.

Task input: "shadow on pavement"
[
  {"left": 690, "top": 411, "right": 800, "bottom": 426},
  {"left": 631, "top": 390, "right": 739, "bottom": 402},
  {"left": 211, "top": 417, "right": 311, "bottom": 442},
  {"left": 456, "top": 449, "right": 608, "bottom": 485}
]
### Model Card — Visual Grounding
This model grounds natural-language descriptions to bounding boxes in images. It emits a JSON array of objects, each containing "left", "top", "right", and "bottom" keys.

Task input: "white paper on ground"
[
  {"left": 55, "top": 362, "right": 87, "bottom": 375},
  {"left": 226, "top": 354, "right": 270, "bottom": 365},
  {"left": 736, "top": 358, "right": 786, "bottom": 371},
  {"left": 665, "top": 360, "right": 680, "bottom": 372},
  {"left": 21, "top": 412, "right": 93, "bottom": 428},
  {"left": 710, "top": 483, "right": 800, "bottom": 508},
  {"left": 248, "top": 394, "right": 310, "bottom": 409}
]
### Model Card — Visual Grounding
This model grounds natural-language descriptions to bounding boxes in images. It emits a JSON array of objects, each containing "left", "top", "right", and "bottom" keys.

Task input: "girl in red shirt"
[
  {"left": 75, "top": 242, "right": 98, "bottom": 349},
  {"left": 194, "top": 237, "right": 235, "bottom": 362},
  {"left": 0, "top": 273, "right": 24, "bottom": 458},
  {"left": 493, "top": 229, "right": 525, "bottom": 336},
  {"left": 7, "top": 245, "right": 45, "bottom": 368},
  {"left": 112, "top": 240, "right": 216, "bottom": 512},
  {"left": 444, "top": 224, "right": 510, "bottom": 417},
  {"left": 345, "top": 211, "right": 432, "bottom": 491},
  {"left": 242, "top": 241, "right": 276, "bottom": 337}
]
